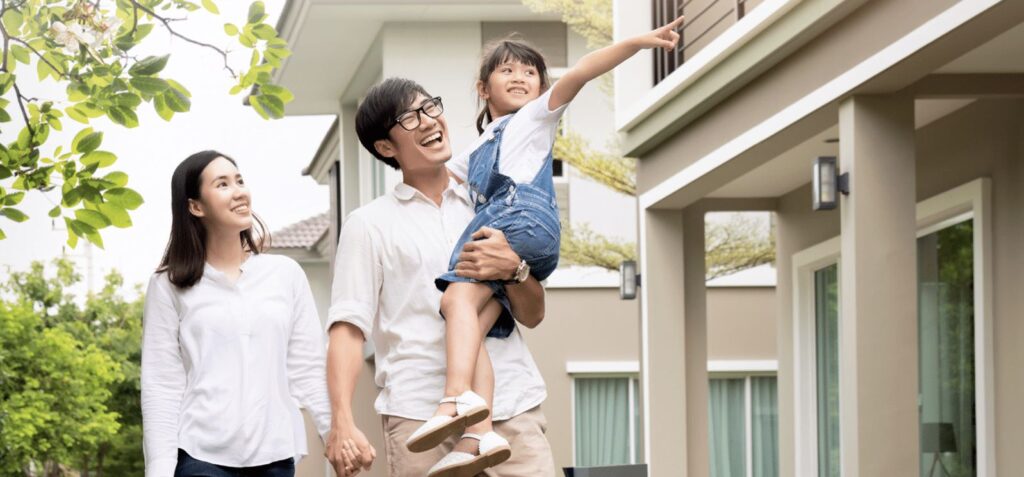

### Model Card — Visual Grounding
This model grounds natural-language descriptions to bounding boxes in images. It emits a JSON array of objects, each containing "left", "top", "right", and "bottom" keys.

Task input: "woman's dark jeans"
[{"left": 174, "top": 449, "right": 295, "bottom": 477}]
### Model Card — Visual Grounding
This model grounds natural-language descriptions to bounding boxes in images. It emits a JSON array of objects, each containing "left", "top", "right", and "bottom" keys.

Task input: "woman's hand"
[
  {"left": 455, "top": 227, "right": 520, "bottom": 281},
  {"left": 325, "top": 423, "right": 376, "bottom": 476},
  {"left": 633, "top": 15, "right": 685, "bottom": 51}
]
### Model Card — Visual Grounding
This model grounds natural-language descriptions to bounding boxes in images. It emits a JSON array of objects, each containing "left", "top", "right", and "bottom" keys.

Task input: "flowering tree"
[{"left": 0, "top": 0, "right": 292, "bottom": 247}]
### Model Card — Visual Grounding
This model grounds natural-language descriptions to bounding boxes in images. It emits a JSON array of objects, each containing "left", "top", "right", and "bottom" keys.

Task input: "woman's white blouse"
[{"left": 141, "top": 254, "right": 331, "bottom": 476}]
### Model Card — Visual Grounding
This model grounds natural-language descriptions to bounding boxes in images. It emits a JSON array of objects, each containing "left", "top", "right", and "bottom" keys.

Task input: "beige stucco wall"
[{"left": 707, "top": 287, "right": 778, "bottom": 361}]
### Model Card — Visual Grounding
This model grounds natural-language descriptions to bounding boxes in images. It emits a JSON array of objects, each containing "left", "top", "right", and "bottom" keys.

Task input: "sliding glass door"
[{"left": 918, "top": 219, "right": 976, "bottom": 477}]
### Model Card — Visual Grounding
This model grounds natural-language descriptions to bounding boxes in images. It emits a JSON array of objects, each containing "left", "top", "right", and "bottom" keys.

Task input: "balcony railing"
[{"left": 653, "top": 0, "right": 761, "bottom": 85}]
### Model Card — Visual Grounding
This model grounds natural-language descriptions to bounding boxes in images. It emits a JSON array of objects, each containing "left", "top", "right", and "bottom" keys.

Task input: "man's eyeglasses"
[{"left": 391, "top": 97, "right": 444, "bottom": 131}]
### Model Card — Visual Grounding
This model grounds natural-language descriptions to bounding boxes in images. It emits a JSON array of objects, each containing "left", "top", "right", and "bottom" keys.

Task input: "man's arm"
[
  {"left": 325, "top": 323, "right": 376, "bottom": 475},
  {"left": 455, "top": 227, "right": 546, "bottom": 328}
]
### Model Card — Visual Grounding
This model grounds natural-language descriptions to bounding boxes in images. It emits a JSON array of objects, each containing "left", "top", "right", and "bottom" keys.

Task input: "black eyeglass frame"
[{"left": 389, "top": 97, "right": 444, "bottom": 131}]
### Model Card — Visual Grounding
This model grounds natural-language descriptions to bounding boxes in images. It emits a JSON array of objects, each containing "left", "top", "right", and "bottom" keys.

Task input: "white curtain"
[
  {"left": 574, "top": 378, "right": 630, "bottom": 466},
  {"left": 709, "top": 378, "right": 746, "bottom": 477}
]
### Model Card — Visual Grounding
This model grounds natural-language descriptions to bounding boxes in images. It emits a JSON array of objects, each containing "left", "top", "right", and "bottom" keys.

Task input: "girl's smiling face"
[
  {"left": 479, "top": 59, "right": 543, "bottom": 118},
  {"left": 188, "top": 157, "right": 253, "bottom": 234}
]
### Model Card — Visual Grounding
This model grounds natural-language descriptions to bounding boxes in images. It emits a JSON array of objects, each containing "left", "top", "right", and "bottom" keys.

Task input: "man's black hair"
[{"left": 355, "top": 77, "right": 431, "bottom": 170}]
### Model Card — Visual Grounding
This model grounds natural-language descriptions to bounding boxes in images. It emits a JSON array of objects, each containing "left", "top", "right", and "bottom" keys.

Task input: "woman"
[{"left": 142, "top": 150, "right": 331, "bottom": 477}]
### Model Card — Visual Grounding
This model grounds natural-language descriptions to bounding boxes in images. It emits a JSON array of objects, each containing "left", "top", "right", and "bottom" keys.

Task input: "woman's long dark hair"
[
  {"left": 476, "top": 36, "right": 551, "bottom": 134},
  {"left": 157, "top": 150, "right": 270, "bottom": 289}
]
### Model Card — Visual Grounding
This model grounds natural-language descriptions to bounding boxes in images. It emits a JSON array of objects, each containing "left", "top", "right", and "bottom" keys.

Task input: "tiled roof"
[{"left": 271, "top": 212, "right": 329, "bottom": 249}]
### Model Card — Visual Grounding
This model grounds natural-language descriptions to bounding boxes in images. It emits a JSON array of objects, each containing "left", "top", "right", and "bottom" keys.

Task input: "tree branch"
[
  {"left": 130, "top": 0, "right": 236, "bottom": 77},
  {"left": 10, "top": 37, "right": 68, "bottom": 78},
  {"left": 12, "top": 82, "right": 35, "bottom": 139}
]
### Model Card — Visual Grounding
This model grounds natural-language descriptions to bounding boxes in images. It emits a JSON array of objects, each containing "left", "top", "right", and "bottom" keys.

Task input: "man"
[{"left": 324, "top": 77, "right": 555, "bottom": 477}]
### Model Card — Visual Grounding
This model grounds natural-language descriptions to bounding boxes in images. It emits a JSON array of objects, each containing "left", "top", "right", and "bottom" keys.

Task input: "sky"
[{"left": 0, "top": 1, "right": 334, "bottom": 296}]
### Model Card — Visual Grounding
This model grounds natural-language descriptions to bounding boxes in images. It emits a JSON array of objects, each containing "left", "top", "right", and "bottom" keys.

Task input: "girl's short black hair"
[
  {"left": 355, "top": 78, "right": 431, "bottom": 170},
  {"left": 476, "top": 36, "right": 550, "bottom": 133}
]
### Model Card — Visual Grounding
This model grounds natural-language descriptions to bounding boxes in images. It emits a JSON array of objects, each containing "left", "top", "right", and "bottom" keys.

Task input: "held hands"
[
  {"left": 634, "top": 15, "right": 685, "bottom": 51},
  {"left": 455, "top": 227, "right": 520, "bottom": 282},
  {"left": 325, "top": 424, "right": 376, "bottom": 476}
]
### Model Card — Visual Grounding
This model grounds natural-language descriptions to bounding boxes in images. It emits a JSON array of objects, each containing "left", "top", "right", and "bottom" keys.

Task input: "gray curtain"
[
  {"left": 815, "top": 264, "right": 841, "bottom": 477},
  {"left": 575, "top": 378, "right": 630, "bottom": 466},
  {"left": 709, "top": 378, "right": 746, "bottom": 477}
]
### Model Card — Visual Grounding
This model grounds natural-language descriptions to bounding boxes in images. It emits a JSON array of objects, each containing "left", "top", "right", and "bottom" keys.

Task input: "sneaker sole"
[
  {"left": 407, "top": 406, "right": 490, "bottom": 453},
  {"left": 428, "top": 445, "right": 511, "bottom": 477}
]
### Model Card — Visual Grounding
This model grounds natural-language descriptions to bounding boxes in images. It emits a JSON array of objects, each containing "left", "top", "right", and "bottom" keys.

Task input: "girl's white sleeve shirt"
[
  {"left": 448, "top": 86, "right": 569, "bottom": 184},
  {"left": 141, "top": 254, "right": 331, "bottom": 477}
]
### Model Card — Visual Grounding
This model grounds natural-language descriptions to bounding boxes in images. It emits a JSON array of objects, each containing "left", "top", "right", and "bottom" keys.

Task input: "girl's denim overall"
[{"left": 435, "top": 116, "right": 561, "bottom": 338}]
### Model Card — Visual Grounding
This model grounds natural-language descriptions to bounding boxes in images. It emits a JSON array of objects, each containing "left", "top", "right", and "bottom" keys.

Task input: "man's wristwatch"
[{"left": 510, "top": 259, "right": 530, "bottom": 284}]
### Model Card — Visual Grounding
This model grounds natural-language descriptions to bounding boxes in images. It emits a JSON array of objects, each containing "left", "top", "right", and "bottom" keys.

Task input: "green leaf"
[
  {"left": 0, "top": 108, "right": 10, "bottom": 123},
  {"left": 163, "top": 88, "right": 190, "bottom": 113},
  {"left": 255, "top": 94, "right": 285, "bottom": 119},
  {"left": 129, "top": 77, "right": 170, "bottom": 95},
  {"left": 247, "top": 1, "right": 266, "bottom": 23},
  {"left": 0, "top": 227, "right": 6, "bottom": 240},
  {"left": 85, "top": 231, "right": 105, "bottom": 249},
  {"left": 129, "top": 55, "right": 170, "bottom": 77},
  {"left": 259, "top": 84, "right": 295, "bottom": 104},
  {"left": 0, "top": 208, "right": 28, "bottom": 222},
  {"left": 73, "top": 129, "right": 103, "bottom": 154},
  {"left": 3, "top": 191, "right": 24, "bottom": 206},
  {"left": 66, "top": 106, "right": 89, "bottom": 124},
  {"left": 48, "top": 205, "right": 61, "bottom": 218},
  {"left": 66, "top": 223, "right": 78, "bottom": 248},
  {"left": 37, "top": 58, "right": 57, "bottom": 81},
  {"left": 0, "top": 72, "right": 13, "bottom": 95},
  {"left": 110, "top": 93, "right": 142, "bottom": 108},
  {"left": 10, "top": 44, "right": 29, "bottom": 64},
  {"left": 249, "top": 95, "right": 269, "bottom": 119},
  {"left": 108, "top": 107, "right": 139, "bottom": 128},
  {"left": 97, "top": 202, "right": 131, "bottom": 228},
  {"left": 81, "top": 151, "right": 117, "bottom": 168},
  {"left": 1, "top": 9, "right": 22, "bottom": 35},
  {"left": 0, "top": 165, "right": 10, "bottom": 180},
  {"left": 252, "top": 24, "right": 276, "bottom": 40},
  {"left": 239, "top": 33, "right": 256, "bottom": 48},
  {"left": 166, "top": 79, "right": 192, "bottom": 98},
  {"left": 153, "top": 95, "right": 174, "bottom": 121},
  {"left": 103, "top": 171, "right": 129, "bottom": 187},
  {"left": 202, "top": 0, "right": 220, "bottom": 14},
  {"left": 105, "top": 188, "right": 144, "bottom": 210},
  {"left": 224, "top": 23, "right": 239, "bottom": 36},
  {"left": 75, "top": 209, "right": 111, "bottom": 229},
  {"left": 62, "top": 187, "right": 83, "bottom": 207}
]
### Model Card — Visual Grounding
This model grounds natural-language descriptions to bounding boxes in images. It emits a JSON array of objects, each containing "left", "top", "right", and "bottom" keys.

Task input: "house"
[
  {"left": 613, "top": 0, "right": 1024, "bottom": 476},
  {"left": 272, "top": 213, "right": 779, "bottom": 477}
]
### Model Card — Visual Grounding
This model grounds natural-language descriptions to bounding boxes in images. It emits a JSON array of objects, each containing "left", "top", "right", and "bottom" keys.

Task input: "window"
[
  {"left": 652, "top": 0, "right": 764, "bottom": 84},
  {"left": 708, "top": 373, "right": 779, "bottom": 477},
  {"left": 573, "top": 375, "right": 641, "bottom": 467},
  {"left": 918, "top": 218, "right": 976, "bottom": 477}
]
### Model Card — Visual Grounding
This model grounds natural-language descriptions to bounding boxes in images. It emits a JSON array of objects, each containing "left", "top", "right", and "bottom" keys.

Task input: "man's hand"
[
  {"left": 325, "top": 423, "right": 376, "bottom": 476},
  {"left": 455, "top": 227, "right": 521, "bottom": 281}
]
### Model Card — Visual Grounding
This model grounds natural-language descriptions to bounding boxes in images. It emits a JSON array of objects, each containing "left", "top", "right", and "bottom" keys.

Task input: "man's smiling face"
[{"left": 374, "top": 94, "right": 452, "bottom": 173}]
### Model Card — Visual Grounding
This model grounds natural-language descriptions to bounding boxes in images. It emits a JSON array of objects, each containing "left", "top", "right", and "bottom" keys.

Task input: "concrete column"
[
  {"left": 682, "top": 206, "right": 709, "bottom": 477},
  {"left": 640, "top": 206, "right": 707, "bottom": 476},
  {"left": 837, "top": 94, "right": 918, "bottom": 477}
]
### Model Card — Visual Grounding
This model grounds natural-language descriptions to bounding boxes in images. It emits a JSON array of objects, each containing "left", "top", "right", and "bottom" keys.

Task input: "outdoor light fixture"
[
  {"left": 812, "top": 156, "right": 849, "bottom": 210},
  {"left": 619, "top": 260, "right": 640, "bottom": 300}
]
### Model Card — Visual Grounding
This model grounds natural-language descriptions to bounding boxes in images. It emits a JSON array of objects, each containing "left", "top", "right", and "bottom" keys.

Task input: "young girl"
[
  {"left": 406, "top": 15, "right": 686, "bottom": 477},
  {"left": 141, "top": 151, "right": 333, "bottom": 477}
]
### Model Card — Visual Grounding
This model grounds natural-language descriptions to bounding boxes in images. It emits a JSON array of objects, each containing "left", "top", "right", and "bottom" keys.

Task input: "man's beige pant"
[{"left": 381, "top": 406, "right": 557, "bottom": 477}]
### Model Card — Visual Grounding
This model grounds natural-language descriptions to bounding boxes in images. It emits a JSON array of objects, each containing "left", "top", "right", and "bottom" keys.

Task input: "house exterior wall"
[{"left": 772, "top": 98, "right": 1024, "bottom": 476}]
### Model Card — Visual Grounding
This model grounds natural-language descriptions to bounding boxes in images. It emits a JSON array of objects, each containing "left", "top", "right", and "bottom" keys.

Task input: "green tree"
[
  {"left": 0, "top": 259, "right": 144, "bottom": 476},
  {"left": 526, "top": 0, "right": 775, "bottom": 277},
  {"left": 0, "top": 0, "right": 293, "bottom": 247}
]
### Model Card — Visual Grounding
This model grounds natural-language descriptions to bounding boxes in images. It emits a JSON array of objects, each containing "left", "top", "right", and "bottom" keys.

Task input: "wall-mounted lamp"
[
  {"left": 812, "top": 156, "right": 849, "bottom": 211},
  {"left": 619, "top": 260, "right": 640, "bottom": 300}
]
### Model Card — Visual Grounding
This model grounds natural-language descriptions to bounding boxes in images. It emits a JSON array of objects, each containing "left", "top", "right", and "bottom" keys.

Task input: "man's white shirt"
[{"left": 327, "top": 178, "right": 547, "bottom": 421}]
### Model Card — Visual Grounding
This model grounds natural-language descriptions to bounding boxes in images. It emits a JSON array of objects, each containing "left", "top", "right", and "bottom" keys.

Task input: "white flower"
[
  {"left": 92, "top": 16, "right": 123, "bottom": 48},
  {"left": 49, "top": 21, "right": 95, "bottom": 55}
]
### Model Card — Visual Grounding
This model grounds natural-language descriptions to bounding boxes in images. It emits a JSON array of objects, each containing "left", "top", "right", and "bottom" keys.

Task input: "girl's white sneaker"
[
  {"left": 427, "top": 432, "right": 512, "bottom": 477},
  {"left": 405, "top": 391, "right": 490, "bottom": 452}
]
